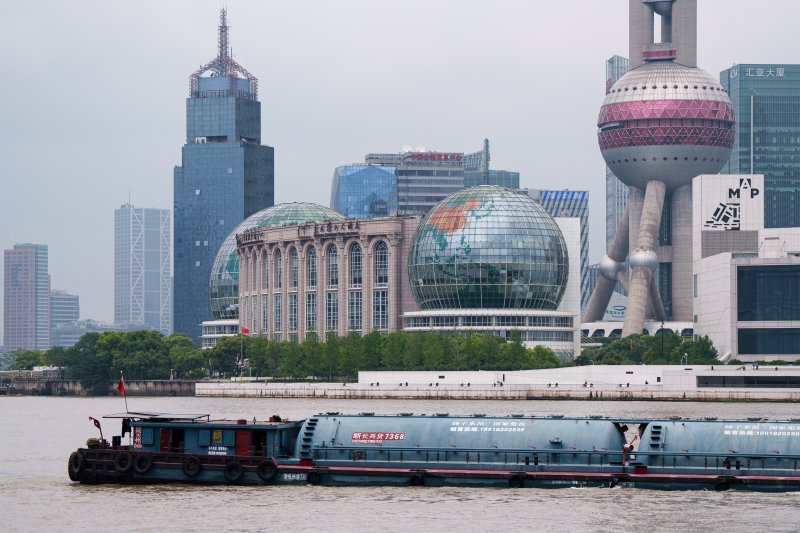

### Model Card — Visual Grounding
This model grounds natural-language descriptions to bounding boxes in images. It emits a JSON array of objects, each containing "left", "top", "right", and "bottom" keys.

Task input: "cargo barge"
[{"left": 68, "top": 411, "right": 800, "bottom": 491}]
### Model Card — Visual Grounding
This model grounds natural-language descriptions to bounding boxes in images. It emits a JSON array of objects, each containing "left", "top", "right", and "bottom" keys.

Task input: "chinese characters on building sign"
[
  {"left": 351, "top": 432, "right": 406, "bottom": 444},
  {"left": 745, "top": 67, "right": 785, "bottom": 77}
]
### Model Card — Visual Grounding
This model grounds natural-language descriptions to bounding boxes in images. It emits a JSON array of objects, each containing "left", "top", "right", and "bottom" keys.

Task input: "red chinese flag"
[
  {"left": 241, "top": 327, "right": 250, "bottom": 334},
  {"left": 116, "top": 375, "right": 126, "bottom": 396},
  {"left": 90, "top": 417, "right": 101, "bottom": 429}
]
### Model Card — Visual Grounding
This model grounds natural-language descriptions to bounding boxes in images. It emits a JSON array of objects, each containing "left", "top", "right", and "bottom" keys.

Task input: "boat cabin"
[{"left": 104, "top": 412, "right": 303, "bottom": 458}]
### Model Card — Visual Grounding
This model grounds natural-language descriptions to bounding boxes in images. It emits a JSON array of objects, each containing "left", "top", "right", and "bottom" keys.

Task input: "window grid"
[
  {"left": 349, "top": 243, "right": 362, "bottom": 288},
  {"left": 290, "top": 248, "right": 298, "bottom": 289},
  {"left": 372, "top": 290, "right": 388, "bottom": 330},
  {"left": 374, "top": 242, "right": 388, "bottom": 286},
  {"left": 306, "top": 293, "right": 317, "bottom": 332},
  {"left": 348, "top": 290, "right": 362, "bottom": 331},
  {"left": 288, "top": 294, "right": 298, "bottom": 332},
  {"left": 307, "top": 248, "right": 317, "bottom": 288},
  {"left": 326, "top": 292, "right": 338, "bottom": 331},
  {"left": 273, "top": 294, "right": 282, "bottom": 334},
  {"left": 328, "top": 246, "right": 338, "bottom": 288}
]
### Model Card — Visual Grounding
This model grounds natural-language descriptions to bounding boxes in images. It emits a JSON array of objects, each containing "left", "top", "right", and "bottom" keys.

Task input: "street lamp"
[
  {"left": 682, "top": 352, "right": 688, "bottom": 366},
  {"left": 660, "top": 320, "right": 665, "bottom": 361}
]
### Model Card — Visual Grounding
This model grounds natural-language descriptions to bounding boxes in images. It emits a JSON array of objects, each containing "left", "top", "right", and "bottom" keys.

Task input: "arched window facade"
[
  {"left": 349, "top": 243, "right": 362, "bottom": 288},
  {"left": 307, "top": 247, "right": 317, "bottom": 288},
  {"left": 250, "top": 252, "right": 258, "bottom": 292},
  {"left": 327, "top": 245, "right": 338, "bottom": 288},
  {"left": 261, "top": 252, "right": 269, "bottom": 291},
  {"left": 274, "top": 249, "right": 282, "bottom": 289},
  {"left": 290, "top": 248, "right": 299, "bottom": 289},
  {"left": 374, "top": 241, "right": 388, "bottom": 287}
]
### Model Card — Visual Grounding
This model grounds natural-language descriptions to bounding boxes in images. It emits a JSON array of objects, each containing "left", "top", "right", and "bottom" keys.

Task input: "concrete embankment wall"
[
  {"left": 1, "top": 377, "right": 195, "bottom": 396},
  {"left": 195, "top": 382, "right": 800, "bottom": 401}
]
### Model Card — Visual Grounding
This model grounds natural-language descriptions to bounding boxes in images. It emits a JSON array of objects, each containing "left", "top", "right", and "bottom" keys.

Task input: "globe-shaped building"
[
  {"left": 408, "top": 186, "right": 568, "bottom": 310},
  {"left": 209, "top": 203, "right": 345, "bottom": 320},
  {"left": 598, "top": 61, "right": 735, "bottom": 190}
]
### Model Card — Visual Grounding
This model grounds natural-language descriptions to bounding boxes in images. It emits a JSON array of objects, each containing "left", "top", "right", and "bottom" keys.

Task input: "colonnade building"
[{"left": 235, "top": 217, "right": 421, "bottom": 341}]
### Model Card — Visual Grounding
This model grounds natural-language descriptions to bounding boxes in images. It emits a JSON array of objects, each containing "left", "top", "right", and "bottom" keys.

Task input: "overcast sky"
[{"left": 1, "top": 0, "right": 798, "bottom": 342}]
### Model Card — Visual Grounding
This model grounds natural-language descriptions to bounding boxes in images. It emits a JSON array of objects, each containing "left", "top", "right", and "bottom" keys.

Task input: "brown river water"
[{"left": 1, "top": 396, "right": 799, "bottom": 532}]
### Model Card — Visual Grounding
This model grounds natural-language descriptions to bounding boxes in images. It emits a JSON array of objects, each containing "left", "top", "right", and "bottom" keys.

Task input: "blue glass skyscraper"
[
  {"left": 330, "top": 165, "right": 398, "bottom": 219},
  {"left": 173, "top": 9, "right": 274, "bottom": 344},
  {"left": 721, "top": 64, "right": 800, "bottom": 229}
]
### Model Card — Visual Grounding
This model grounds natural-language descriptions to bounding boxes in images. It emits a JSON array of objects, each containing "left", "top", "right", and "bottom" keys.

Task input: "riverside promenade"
[{"left": 196, "top": 365, "right": 800, "bottom": 401}]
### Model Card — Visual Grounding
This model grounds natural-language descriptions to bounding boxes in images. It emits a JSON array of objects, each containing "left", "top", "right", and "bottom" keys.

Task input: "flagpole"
[{"left": 119, "top": 371, "right": 128, "bottom": 413}]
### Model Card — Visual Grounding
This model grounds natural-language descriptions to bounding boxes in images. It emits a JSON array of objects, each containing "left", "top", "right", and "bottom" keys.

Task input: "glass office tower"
[
  {"left": 115, "top": 203, "right": 172, "bottom": 334},
  {"left": 173, "top": 9, "right": 274, "bottom": 344},
  {"left": 330, "top": 165, "right": 398, "bottom": 219},
  {"left": 721, "top": 64, "right": 800, "bottom": 228}
]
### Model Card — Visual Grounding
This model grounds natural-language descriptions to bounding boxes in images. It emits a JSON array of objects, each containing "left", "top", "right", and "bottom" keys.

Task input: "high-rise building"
[
  {"left": 365, "top": 150, "right": 466, "bottom": 216},
  {"left": 527, "top": 190, "right": 589, "bottom": 313},
  {"left": 585, "top": 0, "right": 736, "bottom": 337},
  {"left": 721, "top": 64, "right": 800, "bottom": 229},
  {"left": 605, "top": 55, "right": 631, "bottom": 253},
  {"left": 4, "top": 244, "right": 49, "bottom": 351},
  {"left": 50, "top": 289, "right": 79, "bottom": 341},
  {"left": 115, "top": 203, "right": 171, "bottom": 334},
  {"left": 330, "top": 165, "right": 398, "bottom": 219},
  {"left": 173, "top": 9, "right": 275, "bottom": 344},
  {"left": 356, "top": 139, "right": 518, "bottom": 218}
]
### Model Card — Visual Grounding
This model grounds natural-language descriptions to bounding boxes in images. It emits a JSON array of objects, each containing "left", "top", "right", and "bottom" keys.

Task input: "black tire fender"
[
  {"left": 307, "top": 471, "right": 322, "bottom": 485},
  {"left": 224, "top": 461, "right": 245, "bottom": 483},
  {"left": 256, "top": 460, "right": 278, "bottom": 482},
  {"left": 409, "top": 473, "right": 424, "bottom": 486},
  {"left": 609, "top": 476, "right": 620, "bottom": 488},
  {"left": 114, "top": 451, "right": 134, "bottom": 474},
  {"left": 182, "top": 456, "right": 202, "bottom": 477},
  {"left": 68, "top": 451, "right": 84, "bottom": 481},
  {"left": 133, "top": 454, "right": 153, "bottom": 474},
  {"left": 715, "top": 480, "right": 731, "bottom": 492},
  {"left": 509, "top": 475, "right": 525, "bottom": 488}
]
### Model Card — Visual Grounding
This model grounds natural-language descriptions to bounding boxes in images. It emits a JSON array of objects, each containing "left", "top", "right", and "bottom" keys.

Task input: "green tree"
[
  {"left": 324, "top": 331, "right": 340, "bottom": 380},
  {"left": 208, "top": 335, "right": 242, "bottom": 377},
  {"left": 169, "top": 345, "right": 206, "bottom": 379},
  {"left": 96, "top": 330, "right": 170, "bottom": 379},
  {"left": 11, "top": 350, "right": 44, "bottom": 370},
  {"left": 63, "top": 333, "right": 110, "bottom": 395},
  {"left": 301, "top": 333, "right": 326, "bottom": 379},
  {"left": 529, "top": 345, "right": 560, "bottom": 368},
  {"left": 382, "top": 332, "right": 407, "bottom": 370}
]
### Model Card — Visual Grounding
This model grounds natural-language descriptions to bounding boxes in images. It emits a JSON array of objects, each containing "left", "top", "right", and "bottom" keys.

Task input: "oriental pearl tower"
[{"left": 584, "top": 0, "right": 735, "bottom": 336}]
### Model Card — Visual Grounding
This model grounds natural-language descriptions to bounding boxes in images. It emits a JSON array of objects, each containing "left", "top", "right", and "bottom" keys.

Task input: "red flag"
[
  {"left": 90, "top": 417, "right": 101, "bottom": 429},
  {"left": 241, "top": 327, "right": 250, "bottom": 334},
  {"left": 116, "top": 374, "right": 126, "bottom": 396}
]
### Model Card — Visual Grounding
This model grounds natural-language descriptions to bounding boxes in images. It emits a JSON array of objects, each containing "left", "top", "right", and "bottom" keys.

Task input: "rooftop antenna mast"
[{"left": 189, "top": 8, "right": 259, "bottom": 99}]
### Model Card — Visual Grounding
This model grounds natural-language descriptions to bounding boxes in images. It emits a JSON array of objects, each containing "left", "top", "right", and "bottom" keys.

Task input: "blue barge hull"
[{"left": 68, "top": 412, "right": 800, "bottom": 491}]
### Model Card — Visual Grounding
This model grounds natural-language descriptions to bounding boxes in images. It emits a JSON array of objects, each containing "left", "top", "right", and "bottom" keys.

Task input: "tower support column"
[{"left": 623, "top": 180, "right": 666, "bottom": 337}]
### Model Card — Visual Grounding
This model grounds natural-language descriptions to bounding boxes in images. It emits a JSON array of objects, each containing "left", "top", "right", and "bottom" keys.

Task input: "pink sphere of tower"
[{"left": 598, "top": 61, "right": 735, "bottom": 190}]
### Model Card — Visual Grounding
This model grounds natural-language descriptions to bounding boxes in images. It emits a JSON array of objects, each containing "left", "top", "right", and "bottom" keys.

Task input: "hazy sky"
[{"left": 2, "top": 0, "right": 799, "bottom": 342}]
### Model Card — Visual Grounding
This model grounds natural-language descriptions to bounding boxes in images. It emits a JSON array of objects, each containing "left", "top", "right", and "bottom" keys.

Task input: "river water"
[{"left": 2, "top": 396, "right": 799, "bottom": 532}]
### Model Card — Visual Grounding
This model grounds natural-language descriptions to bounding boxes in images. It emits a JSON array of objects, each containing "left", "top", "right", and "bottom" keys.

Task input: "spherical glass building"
[
  {"left": 408, "top": 186, "right": 568, "bottom": 310},
  {"left": 209, "top": 203, "right": 345, "bottom": 320}
]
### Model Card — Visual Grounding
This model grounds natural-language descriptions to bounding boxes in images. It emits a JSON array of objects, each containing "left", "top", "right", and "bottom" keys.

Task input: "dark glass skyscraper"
[
  {"left": 173, "top": 9, "right": 274, "bottom": 344},
  {"left": 721, "top": 64, "right": 800, "bottom": 228}
]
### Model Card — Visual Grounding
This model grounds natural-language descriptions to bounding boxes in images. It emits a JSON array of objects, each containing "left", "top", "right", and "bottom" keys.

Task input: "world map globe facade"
[
  {"left": 598, "top": 61, "right": 735, "bottom": 190},
  {"left": 409, "top": 185, "right": 568, "bottom": 311},
  {"left": 209, "top": 203, "right": 345, "bottom": 320}
]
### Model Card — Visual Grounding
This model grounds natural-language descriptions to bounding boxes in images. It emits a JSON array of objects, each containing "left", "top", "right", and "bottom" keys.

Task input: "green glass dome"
[
  {"left": 409, "top": 186, "right": 568, "bottom": 310},
  {"left": 209, "top": 203, "right": 345, "bottom": 320}
]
